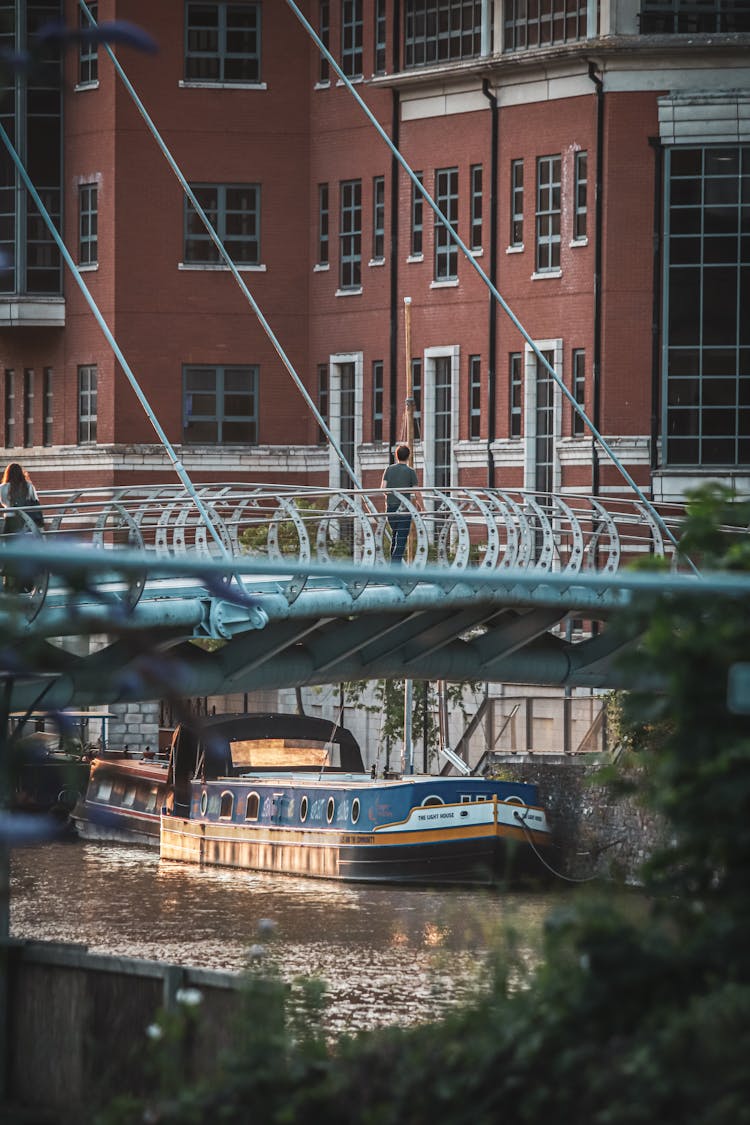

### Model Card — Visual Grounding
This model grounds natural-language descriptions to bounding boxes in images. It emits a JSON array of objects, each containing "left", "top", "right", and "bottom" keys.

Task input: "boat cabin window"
[
  {"left": 122, "top": 786, "right": 137, "bottom": 809},
  {"left": 229, "top": 737, "right": 341, "bottom": 770},
  {"left": 245, "top": 792, "right": 260, "bottom": 821},
  {"left": 94, "top": 779, "right": 113, "bottom": 802},
  {"left": 326, "top": 796, "right": 335, "bottom": 824},
  {"left": 351, "top": 797, "right": 360, "bottom": 825},
  {"left": 220, "top": 791, "right": 234, "bottom": 819},
  {"left": 144, "top": 787, "right": 158, "bottom": 813},
  {"left": 460, "top": 794, "right": 488, "bottom": 803},
  {"left": 200, "top": 790, "right": 208, "bottom": 815},
  {"left": 300, "top": 795, "right": 308, "bottom": 822},
  {"left": 421, "top": 796, "right": 445, "bottom": 807}
]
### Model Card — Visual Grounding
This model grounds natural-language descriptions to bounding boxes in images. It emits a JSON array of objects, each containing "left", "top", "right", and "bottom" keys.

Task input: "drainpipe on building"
[
  {"left": 587, "top": 61, "right": 604, "bottom": 497},
  {"left": 388, "top": 2, "right": 402, "bottom": 451},
  {"left": 389, "top": 88, "right": 401, "bottom": 450},
  {"left": 482, "top": 78, "right": 499, "bottom": 488},
  {"left": 648, "top": 137, "right": 664, "bottom": 475}
]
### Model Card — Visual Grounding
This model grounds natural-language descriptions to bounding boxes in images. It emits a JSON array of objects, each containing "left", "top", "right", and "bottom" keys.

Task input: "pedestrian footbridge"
[{"left": 0, "top": 483, "right": 733, "bottom": 713}]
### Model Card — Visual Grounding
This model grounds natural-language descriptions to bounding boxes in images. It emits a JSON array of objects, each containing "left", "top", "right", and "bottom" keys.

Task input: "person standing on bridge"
[
  {"left": 0, "top": 461, "right": 43, "bottom": 591},
  {"left": 0, "top": 461, "right": 42, "bottom": 534},
  {"left": 381, "top": 444, "right": 420, "bottom": 564}
]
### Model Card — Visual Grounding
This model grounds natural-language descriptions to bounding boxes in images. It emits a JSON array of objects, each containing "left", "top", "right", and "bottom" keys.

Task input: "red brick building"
[{"left": 1, "top": 0, "right": 748, "bottom": 503}]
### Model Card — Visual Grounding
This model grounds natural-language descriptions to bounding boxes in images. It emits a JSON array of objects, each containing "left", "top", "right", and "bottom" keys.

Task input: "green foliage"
[
  {"left": 239, "top": 497, "right": 352, "bottom": 558},
  {"left": 98, "top": 486, "right": 750, "bottom": 1123},
  {"left": 342, "top": 678, "right": 481, "bottom": 764}
]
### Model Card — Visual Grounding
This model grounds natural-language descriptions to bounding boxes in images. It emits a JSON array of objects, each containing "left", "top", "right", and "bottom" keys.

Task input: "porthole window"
[
  {"left": 351, "top": 797, "right": 360, "bottom": 825},
  {"left": 220, "top": 790, "right": 234, "bottom": 819},
  {"left": 245, "top": 792, "right": 260, "bottom": 821},
  {"left": 200, "top": 789, "right": 208, "bottom": 815},
  {"left": 326, "top": 796, "right": 335, "bottom": 823},
  {"left": 421, "top": 795, "right": 445, "bottom": 807},
  {"left": 300, "top": 795, "right": 309, "bottom": 822}
]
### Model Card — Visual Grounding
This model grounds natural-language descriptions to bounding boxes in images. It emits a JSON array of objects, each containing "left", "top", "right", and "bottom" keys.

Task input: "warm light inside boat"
[{"left": 229, "top": 737, "right": 339, "bottom": 769}]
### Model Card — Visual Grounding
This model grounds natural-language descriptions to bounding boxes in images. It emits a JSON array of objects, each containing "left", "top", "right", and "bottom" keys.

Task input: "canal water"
[{"left": 10, "top": 840, "right": 559, "bottom": 1036}]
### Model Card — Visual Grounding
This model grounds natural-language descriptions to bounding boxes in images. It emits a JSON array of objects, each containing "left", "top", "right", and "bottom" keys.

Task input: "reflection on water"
[{"left": 11, "top": 841, "right": 556, "bottom": 1034}]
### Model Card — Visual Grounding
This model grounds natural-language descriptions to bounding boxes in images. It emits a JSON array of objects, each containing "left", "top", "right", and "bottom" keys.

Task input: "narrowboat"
[
  {"left": 160, "top": 713, "right": 552, "bottom": 886},
  {"left": 71, "top": 752, "right": 171, "bottom": 845}
]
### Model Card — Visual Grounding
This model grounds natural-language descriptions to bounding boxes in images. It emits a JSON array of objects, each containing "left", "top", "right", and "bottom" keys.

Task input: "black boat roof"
[{"left": 171, "top": 712, "right": 365, "bottom": 774}]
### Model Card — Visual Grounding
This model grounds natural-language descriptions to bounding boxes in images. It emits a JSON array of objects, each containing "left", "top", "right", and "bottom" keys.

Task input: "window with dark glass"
[
  {"left": 341, "top": 0, "right": 363, "bottom": 78},
  {"left": 372, "top": 175, "right": 385, "bottom": 260},
  {"left": 404, "top": 0, "right": 487, "bottom": 67},
  {"left": 183, "top": 365, "right": 258, "bottom": 444},
  {"left": 434, "top": 167, "right": 458, "bottom": 281},
  {"left": 78, "top": 0, "right": 98, "bottom": 84},
  {"left": 78, "top": 365, "right": 97, "bottom": 445},
  {"left": 374, "top": 0, "right": 387, "bottom": 73},
  {"left": 510, "top": 159, "right": 524, "bottom": 246},
  {"left": 318, "top": 362, "right": 329, "bottom": 442},
  {"left": 412, "top": 358, "right": 422, "bottom": 436},
  {"left": 23, "top": 368, "right": 33, "bottom": 448},
  {"left": 0, "top": 4, "right": 63, "bottom": 297},
  {"left": 79, "top": 183, "right": 98, "bottom": 266},
  {"left": 4, "top": 370, "right": 14, "bottom": 448},
  {"left": 319, "top": 0, "right": 330, "bottom": 81},
  {"left": 318, "top": 183, "right": 329, "bottom": 265},
  {"left": 469, "top": 355, "right": 481, "bottom": 439},
  {"left": 185, "top": 1, "right": 261, "bottom": 83},
  {"left": 434, "top": 356, "right": 452, "bottom": 489},
  {"left": 536, "top": 155, "right": 561, "bottom": 272},
  {"left": 510, "top": 353, "right": 522, "bottom": 438},
  {"left": 339, "top": 179, "right": 362, "bottom": 289},
  {"left": 574, "top": 151, "right": 588, "bottom": 241},
  {"left": 470, "top": 165, "right": 483, "bottom": 251},
  {"left": 339, "top": 362, "right": 356, "bottom": 488},
  {"left": 639, "top": 0, "right": 750, "bottom": 34},
  {"left": 664, "top": 145, "right": 749, "bottom": 467},
  {"left": 373, "top": 360, "right": 384, "bottom": 441},
  {"left": 504, "top": 0, "right": 589, "bottom": 52},
  {"left": 184, "top": 184, "right": 260, "bottom": 264},
  {"left": 43, "top": 367, "right": 53, "bottom": 447},
  {"left": 572, "top": 349, "right": 585, "bottom": 436},
  {"left": 411, "top": 172, "right": 424, "bottom": 256}
]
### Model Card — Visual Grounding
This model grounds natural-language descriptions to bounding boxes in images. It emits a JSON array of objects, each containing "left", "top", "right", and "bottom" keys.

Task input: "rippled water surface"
[{"left": 11, "top": 840, "right": 557, "bottom": 1034}]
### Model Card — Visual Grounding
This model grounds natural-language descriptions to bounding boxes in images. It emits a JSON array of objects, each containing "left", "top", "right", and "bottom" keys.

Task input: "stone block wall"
[{"left": 485, "top": 753, "right": 668, "bottom": 885}]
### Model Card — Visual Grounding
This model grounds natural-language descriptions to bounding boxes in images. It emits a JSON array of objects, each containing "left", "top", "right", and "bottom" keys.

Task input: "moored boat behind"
[{"left": 71, "top": 753, "right": 171, "bottom": 845}]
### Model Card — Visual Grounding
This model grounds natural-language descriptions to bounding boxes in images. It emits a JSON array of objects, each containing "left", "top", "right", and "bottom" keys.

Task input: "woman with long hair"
[
  {"left": 0, "top": 461, "right": 38, "bottom": 511},
  {"left": 0, "top": 462, "right": 42, "bottom": 590}
]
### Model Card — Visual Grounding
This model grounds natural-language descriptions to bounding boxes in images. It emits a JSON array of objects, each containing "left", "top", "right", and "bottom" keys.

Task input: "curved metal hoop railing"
[{"left": 0, "top": 484, "right": 695, "bottom": 619}]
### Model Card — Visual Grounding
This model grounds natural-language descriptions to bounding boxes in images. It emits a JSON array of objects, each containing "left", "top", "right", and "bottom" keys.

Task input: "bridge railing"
[
  {"left": 0, "top": 483, "right": 741, "bottom": 630},
  {"left": 1, "top": 483, "right": 692, "bottom": 575}
]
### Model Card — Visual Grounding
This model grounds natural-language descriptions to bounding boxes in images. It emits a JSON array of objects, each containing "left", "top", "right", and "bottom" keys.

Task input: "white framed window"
[
  {"left": 522, "top": 339, "right": 563, "bottom": 494},
  {"left": 327, "top": 351, "right": 364, "bottom": 487},
  {"left": 423, "top": 345, "right": 460, "bottom": 490}
]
